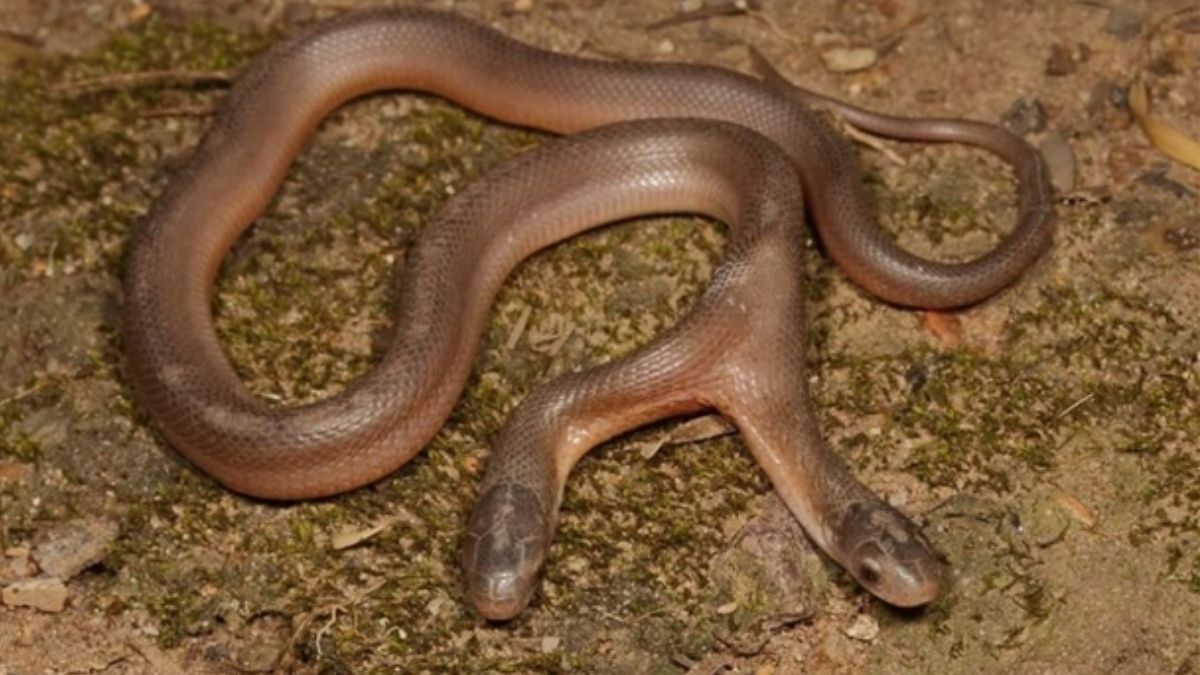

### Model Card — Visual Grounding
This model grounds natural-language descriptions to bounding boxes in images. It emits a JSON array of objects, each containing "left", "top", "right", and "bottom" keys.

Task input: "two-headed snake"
[{"left": 122, "top": 8, "right": 1054, "bottom": 619}]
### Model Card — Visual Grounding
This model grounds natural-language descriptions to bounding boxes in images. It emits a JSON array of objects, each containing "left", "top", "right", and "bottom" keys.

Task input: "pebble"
[
  {"left": 1044, "top": 43, "right": 1075, "bottom": 77},
  {"left": 31, "top": 517, "right": 119, "bottom": 580},
  {"left": 844, "top": 614, "right": 880, "bottom": 642},
  {"left": 1039, "top": 132, "right": 1077, "bottom": 193},
  {"left": 2, "top": 577, "right": 69, "bottom": 612},
  {"left": 235, "top": 638, "right": 287, "bottom": 673},
  {"left": 1164, "top": 222, "right": 1200, "bottom": 252},
  {"left": 1103, "top": 4, "right": 1143, "bottom": 40},
  {"left": 1163, "top": 503, "right": 1189, "bottom": 525},
  {"left": 821, "top": 46, "right": 878, "bottom": 73},
  {"left": 6, "top": 548, "right": 33, "bottom": 582},
  {"left": 1001, "top": 98, "right": 1047, "bottom": 136}
]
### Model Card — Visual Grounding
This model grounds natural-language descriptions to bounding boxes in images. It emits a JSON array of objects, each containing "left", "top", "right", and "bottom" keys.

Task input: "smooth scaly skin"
[
  {"left": 460, "top": 121, "right": 945, "bottom": 618},
  {"left": 122, "top": 9, "right": 1053, "bottom": 618}
]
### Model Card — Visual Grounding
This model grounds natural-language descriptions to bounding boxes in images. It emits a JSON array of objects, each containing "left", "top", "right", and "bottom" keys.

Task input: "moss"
[{"left": 0, "top": 17, "right": 272, "bottom": 287}]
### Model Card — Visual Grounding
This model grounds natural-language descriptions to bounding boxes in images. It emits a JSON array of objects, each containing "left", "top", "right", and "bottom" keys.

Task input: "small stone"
[
  {"left": 1164, "top": 221, "right": 1200, "bottom": 252},
  {"left": 716, "top": 600, "right": 739, "bottom": 615},
  {"left": 235, "top": 638, "right": 286, "bottom": 673},
  {"left": 31, "top": 517, "right": 119, "bottom": 580},
  {"left": 844, "top": 614, "right": 880, "bottom": 642},
  {"left": 540, "top": 636, "right": 561, "bottom": 653},
  {"left": 14, "top": 232, "right": 33, "bottom": 250},
  {"left": 1136, "top": 170, "right": 1194, "bottom": 199},
  {"left": 511, "top": 0, "right": 533, "bottom": 12},
  {"left": 1103, "top": 4, "right": 1143, "bottom": 40},
  {"left": 1039, "top": 132, "right": 1077, "bottom": 193},
  {"left": 1044, "top": 43, "right": 1075, "bottom": 76},
  {"left": 1085, "top": 80, "right": 1129, "bottom": 132},
  {"left": 2, "top": 577, "right": 69, "bottom": 612},
  {"left": 1163, "top": 503, "right": 1188, "bottom": 525},
  {"left": 128, "top": 3, "right": 153, "bottom": 21},
  {"left": 1001, "top": 98, "right": 1047, "bottom": 135},
  {"left": 15, "top": 409, "right": 68, "bottom": 450},
  {"left": 821, "top": 46, "right": 878, "bottom": 73},
  {"left": 811, "top": 31, "right": 845, "bottom": 49}
]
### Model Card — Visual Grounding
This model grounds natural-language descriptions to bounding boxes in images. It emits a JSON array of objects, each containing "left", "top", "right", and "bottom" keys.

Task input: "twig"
[
  {"left": 52, "top": 69, "right": 231, "bottom": 97},
  {"left": 748, "top": 45, "right": 907, "bottom": 165},
  {"left": 139, "top": 104, "right": 217, "bottom": 119},
  {"left": 0, "top": 29, "right": 44, "bottom": 48},
  {"left": 314, "top": 606, "right": 343, "bottom": 659},
  {"left": 1055, "top": 392, "right": 1094, "bottom": 420},
  {"left": 747, "top": 9, "right": 805, "bottom": 49},
  {"left": 646, "top": 0, "right": 761, "bottom": 31},
  {"left": 299, "top": 579, "right": 388, "bottom": 664},
  {"left": 0, "top": 384, "right": 45, "bottom": 409},
  {"left": 840, "top": 122, "right": 908, "bottom": 165},
  {"left": 505, "top": 304, "right": 532, "bottom": 350},
  {"left": 873, "top": 11, "right": 928, "bottom": 58}
]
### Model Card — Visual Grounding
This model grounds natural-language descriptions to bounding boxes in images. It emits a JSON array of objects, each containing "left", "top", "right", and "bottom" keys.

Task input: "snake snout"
[
  {"left": 462, "top": 482, "right": 553, "bottom": 621},
  {"left": 838, "top": 502, "right": 945, "bottom": 608}
]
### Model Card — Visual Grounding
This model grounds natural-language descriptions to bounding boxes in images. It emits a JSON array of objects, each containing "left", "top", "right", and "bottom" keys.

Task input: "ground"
[{"left": 0, "top": 0, "right": 1198, "bottom": 673}]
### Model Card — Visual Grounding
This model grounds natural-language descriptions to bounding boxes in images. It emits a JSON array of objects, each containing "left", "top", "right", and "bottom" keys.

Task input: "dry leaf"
[
  {"left": 1128, "top": 80, "right": 1200, "bottom": 170},
  {"left": 921, "top": 311, "right": 962, "bottom": 347},
  {"left": 331, "top": 517, "right": 397, "bottom": 550},
  {"left": 1053, "top": 489, "right": 1097, "bottom": 528},
  {"left": 639, "top": 414, "right": 736, "bottom": 459}
]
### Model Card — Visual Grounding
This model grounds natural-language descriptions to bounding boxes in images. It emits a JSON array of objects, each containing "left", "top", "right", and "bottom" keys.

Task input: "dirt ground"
[{"left": 1, "top": 0, "right": 1198, "bottom": 673}]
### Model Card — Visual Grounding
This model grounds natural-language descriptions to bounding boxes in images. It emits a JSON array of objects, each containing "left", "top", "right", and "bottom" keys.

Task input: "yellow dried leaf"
[{"left": 1129, "top": 80, "right": 1200, "bottom": 170}]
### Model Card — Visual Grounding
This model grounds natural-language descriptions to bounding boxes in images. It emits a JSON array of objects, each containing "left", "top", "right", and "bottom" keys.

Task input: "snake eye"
[{"left": 858, "top": 559, "right": 882, "bottom": 585}]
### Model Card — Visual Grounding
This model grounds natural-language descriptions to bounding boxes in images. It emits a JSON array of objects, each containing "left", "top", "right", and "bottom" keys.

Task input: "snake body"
[{"left": 122, "top": 8, "right": 1054, "bottom": 619}]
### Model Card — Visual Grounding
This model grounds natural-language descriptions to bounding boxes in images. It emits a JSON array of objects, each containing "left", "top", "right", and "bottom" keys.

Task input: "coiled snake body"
[{"left": 122, "top": 8, "right": 1054, "bottom": 619}]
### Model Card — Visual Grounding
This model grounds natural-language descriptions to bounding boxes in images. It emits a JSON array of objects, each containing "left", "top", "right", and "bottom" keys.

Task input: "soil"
[{"left": 1, "top": 0, "right": 1198, "bottom": 673}]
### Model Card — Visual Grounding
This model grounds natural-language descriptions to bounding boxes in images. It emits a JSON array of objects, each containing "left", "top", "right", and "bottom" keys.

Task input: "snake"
[{"left": 121, "top": 8, "right": 1054, "bottom": 620}]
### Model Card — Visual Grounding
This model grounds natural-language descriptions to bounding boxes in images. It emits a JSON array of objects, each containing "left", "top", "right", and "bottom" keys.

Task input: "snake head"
[
  {"left": 462, "top": 482, "right": 553, "bottom": 621},
  {"left": 834, "top": 500, "right": 945, "bottom": 607}
]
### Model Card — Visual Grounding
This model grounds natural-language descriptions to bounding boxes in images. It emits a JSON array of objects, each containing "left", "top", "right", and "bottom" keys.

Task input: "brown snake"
[{"left": 122, "top": 8, "right": 1054, "bottom": 619}]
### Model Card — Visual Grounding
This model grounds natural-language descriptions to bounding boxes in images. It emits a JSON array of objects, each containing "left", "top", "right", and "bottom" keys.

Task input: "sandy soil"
[{"left": 1, "top": 0, "right": 1198, "bottom": 673}]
